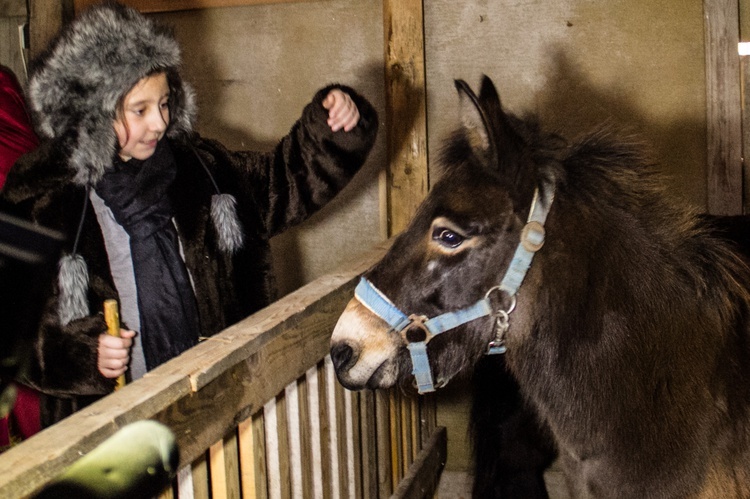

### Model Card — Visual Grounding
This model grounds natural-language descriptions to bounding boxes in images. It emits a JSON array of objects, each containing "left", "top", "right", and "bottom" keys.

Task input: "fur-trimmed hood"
[{"left": 27, "top": 1, "right": 195, "bottom": 185}]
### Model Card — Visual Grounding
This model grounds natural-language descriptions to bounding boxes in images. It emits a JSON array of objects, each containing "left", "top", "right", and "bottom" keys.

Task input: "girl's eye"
[
  {"left": 432, "top": 227, "right": 465, "bottom": 248},
  {"left": 160, "top": 101, "right": 169, "bottom": 109}
]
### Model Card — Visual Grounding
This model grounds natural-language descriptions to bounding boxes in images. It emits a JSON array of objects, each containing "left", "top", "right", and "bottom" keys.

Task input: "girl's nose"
[{"left": 151, "top": 109, "right": 169, "bottom": 132}]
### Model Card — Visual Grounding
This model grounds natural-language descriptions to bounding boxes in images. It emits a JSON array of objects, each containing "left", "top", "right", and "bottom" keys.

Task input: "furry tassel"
[
  {"left": 211, "top": 194, "right": 245, "bottom": 254},
  {"left": 58, "top": 254, "right": 90, "bottom": 326}
]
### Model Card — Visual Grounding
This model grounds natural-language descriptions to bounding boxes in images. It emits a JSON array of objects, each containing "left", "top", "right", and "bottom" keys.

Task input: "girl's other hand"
[
  {"left": 97, "top": 329, "right": 135, "bottom": 379},
  {"left": 323, "top": 89, "right": 360, "bottom": 132}
]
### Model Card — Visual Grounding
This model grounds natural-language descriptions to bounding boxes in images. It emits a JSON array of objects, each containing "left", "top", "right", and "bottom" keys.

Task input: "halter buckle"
[{"left": 401, "top": 314, "right": 433, "bottom": 344}]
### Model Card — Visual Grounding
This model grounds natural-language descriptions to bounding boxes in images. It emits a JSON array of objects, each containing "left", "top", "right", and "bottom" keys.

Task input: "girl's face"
[{"left": 114, "top": 72, "right": 170, "bottom": 162}]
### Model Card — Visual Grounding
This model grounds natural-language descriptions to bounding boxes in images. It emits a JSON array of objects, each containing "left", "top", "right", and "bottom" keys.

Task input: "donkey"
[{"left": 329, "top": 75, "right": 750, "bottom": 498}]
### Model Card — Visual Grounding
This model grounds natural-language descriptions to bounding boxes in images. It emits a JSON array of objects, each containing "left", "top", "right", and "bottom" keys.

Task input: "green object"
[{"left": 36, "top": 420, "right": 178, "bottom": 499}]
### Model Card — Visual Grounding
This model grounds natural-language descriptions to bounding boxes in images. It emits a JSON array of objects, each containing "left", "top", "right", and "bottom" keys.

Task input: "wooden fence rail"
[{"left": 0, "top": 239, "right": 446, "bottom": 499}]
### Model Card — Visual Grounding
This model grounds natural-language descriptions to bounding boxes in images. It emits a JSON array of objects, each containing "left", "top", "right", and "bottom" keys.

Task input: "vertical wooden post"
[
  {"left": 704, "top": 0, "right": 743, "bottom": 215},
  {"left": 383, "top": 0, "right": 429, "bottom": 236},
  {"left": 29, "top": 1, "right": 73, "bottom": 60}
]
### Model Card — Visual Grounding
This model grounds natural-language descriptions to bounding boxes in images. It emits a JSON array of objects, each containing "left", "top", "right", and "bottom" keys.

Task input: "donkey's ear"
[{"left": 455, "top": 78, "right": 498, "bottom": 165}]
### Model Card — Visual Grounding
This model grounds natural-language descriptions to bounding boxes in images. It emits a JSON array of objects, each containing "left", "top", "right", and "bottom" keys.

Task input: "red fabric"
[
  {"left": 0, "top": 384, "right": 41, "bottom": 445},
  {"left": 0, "top": 66, "right": 38, "bottom": 188},
  {"left": 0, "top": 384, "right": 41, "bottom": 446},
  {"left": 12, "top": 384, "right": 41, "bottom": 438},
  {"left": 0, "top": 67, "right": 41, "bottom": 447},
  {"left": 0, "top": 416, "right": 8, "bottom": 447}
]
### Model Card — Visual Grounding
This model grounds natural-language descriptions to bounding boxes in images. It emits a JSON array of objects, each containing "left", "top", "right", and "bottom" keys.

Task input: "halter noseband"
[{"left": 355, "top": 186, "right": 555, "bottom": 393}]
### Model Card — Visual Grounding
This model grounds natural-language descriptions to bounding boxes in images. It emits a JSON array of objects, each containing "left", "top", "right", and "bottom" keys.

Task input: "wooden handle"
[{"left": 103, "top": 299, "right": 126, "bottom": 389}]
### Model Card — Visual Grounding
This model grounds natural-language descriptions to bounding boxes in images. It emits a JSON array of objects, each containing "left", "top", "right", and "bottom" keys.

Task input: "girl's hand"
[
  {"left": 97, "top": 329, "right": 135, "bottom": 379},
  {"left": 323, "top": 89, "right": 360, "bottom": 132}
]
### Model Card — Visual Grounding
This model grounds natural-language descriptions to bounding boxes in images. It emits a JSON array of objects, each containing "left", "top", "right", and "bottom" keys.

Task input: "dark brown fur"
[{"left": 331, "top": 76, "right": 750, "bottom": 498}]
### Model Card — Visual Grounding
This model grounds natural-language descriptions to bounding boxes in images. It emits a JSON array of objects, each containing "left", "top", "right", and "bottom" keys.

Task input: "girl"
[{"left": 1, "top": 2, "right": 378, "bottom": 427}]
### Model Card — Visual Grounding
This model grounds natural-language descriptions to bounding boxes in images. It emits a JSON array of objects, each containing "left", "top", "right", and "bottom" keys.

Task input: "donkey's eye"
[{"left": 432, "top": 227, "right": 465, "bottom": 248}]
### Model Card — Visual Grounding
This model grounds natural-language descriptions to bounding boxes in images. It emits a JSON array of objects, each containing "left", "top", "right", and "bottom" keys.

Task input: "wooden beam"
[
  {"left": 28, "top": 1, "right": 72, "bottom": 60},
  {"left": 383, "top": 0, "right": 428, "bottom": 236},
  {"left": 391, "top": 426, "right": 447, "bottom": 499},
  {"left": 704, "top": 0, "right": 743, "bottom": 215}
]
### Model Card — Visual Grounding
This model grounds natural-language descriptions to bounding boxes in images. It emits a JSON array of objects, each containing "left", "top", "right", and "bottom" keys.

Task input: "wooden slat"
[
  {"left": 383, "top": 0, "right": 429, "bottom": 236},
  {"left": 359, "top": 391, "right": 378, "bottom": 499},
  {"left": 192, "top": 453, "right": 211, "bottom": 499},
  {"left": 349, "top": 390, "right": 362, "bottom": 499},
  {"left": 331, "top": 361, "right": 349, "bottom": 499},
  {"left": 264, "top": 398, "right": 282, "bottom": 499},
  {"left": 324, "top": 357, "right": 342, "bottom": 499},
  {"left": 252, "top": 413, "right": 269, "bottom": 499},
  {"left": 276, "top": 393, "right": 292, "bottom": 499},
  {"left": 410, "top": 398, "right": 420, "bottom": 461},
  {"left": 704, "top": 0, "right": 743, "bottom": 214},
  {"left": 210, "top": 439, "right": 228, "bottom": 499},
  {"left": 401, "top": 395, "right": 413, "bottom": 472},
  {"left": 237, "top": 417, "right": 257, "bottom": 499},
  {"left": 305, "top": 366, "right": 325, "bottom": 499},
  {"left": 391, "top": 427, "right": 447, "bottom": 499},
  {"left": 389, "top": 390, "right": 403, "bottom": 486},
  {"left": 226, "top": 431, "right": 242, "bottom": 499},
  {"left": 317, "top": 360, "right": 333, "bottom": 499},
  {"left": 419, "top": 394, "right": 437, "bottom": 449},
  {"left": 375, "top": 391, "right": 392, "bottom": 498},
  {"left": 296, "top": 377, "right": 314, "bottom": 499}
]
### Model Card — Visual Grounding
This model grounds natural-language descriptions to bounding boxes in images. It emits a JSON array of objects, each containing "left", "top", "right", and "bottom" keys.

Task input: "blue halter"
[{"left": 354, "top": 186, "right": 555, "bottom": 393}]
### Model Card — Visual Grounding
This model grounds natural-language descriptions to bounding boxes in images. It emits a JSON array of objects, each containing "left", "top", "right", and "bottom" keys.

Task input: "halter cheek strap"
[{"left": 354, "top": 186, "right": 555, "bottom": 394}]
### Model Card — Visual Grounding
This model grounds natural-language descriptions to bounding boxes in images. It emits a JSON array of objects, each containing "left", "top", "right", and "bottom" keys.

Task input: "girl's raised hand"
[{"left": 323, "top": 89, "right": 360, "bottom": 132}]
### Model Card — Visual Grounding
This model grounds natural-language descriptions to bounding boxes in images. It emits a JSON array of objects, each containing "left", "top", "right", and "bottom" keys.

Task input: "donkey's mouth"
[
  {"left": 333, "top": 356, "right": 396, "bottom": 391},
  {"left": 364, "top": 360, "right": 394, "bottom": 390}
]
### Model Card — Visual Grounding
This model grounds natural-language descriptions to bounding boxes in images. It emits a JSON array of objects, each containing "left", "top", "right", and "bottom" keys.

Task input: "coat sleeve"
[
  {"left": 23, "top": 313, "right": 116, "bottom": 397},
  {"left": 194, "top": 84, "right": 379, "bottom": 238}
]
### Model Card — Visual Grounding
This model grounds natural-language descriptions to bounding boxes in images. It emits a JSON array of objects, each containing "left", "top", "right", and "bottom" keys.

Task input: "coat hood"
[{"left": 27, "top": 1, "right": 195, "bottom": 185}]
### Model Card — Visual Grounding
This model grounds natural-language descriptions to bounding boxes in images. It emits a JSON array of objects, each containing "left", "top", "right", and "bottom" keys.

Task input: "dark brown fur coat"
[{"left": 1, "top": 85, "right": 377, "bottom": 426}]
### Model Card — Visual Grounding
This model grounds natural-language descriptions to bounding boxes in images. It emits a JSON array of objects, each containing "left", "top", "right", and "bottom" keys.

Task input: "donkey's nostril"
[{"left": 331, "top": 343, "right": 354, "bottom": 371}]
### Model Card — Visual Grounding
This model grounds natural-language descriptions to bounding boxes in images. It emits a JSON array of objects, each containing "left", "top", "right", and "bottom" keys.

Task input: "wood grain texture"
[
  {"left": 391, "top": 427, "right": 447, "bottom": 499},
  {"left": 704, "top": 0, "right": 743, "bottom": 214},
  {"left": 383, "top": 0, "right": 429, "bottom": 235}
]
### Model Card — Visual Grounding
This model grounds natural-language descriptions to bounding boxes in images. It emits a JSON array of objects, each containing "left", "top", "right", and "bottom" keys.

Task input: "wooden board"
[
  {"left": 391, "top": 426, "right": 447, "bottom": 499},
  {"left": 383, "top": 0, "right": 429, "bottom": 235},
  {"left": 704, "top": 0, "right": 743, "bottom": 214}
]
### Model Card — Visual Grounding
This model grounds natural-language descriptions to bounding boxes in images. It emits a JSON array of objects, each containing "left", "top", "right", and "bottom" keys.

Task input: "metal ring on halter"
[{"left": 484, "top": 285, "right": 517, "bottom": 316}]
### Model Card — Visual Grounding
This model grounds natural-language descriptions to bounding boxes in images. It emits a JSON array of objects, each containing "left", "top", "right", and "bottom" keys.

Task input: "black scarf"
[{"left": 96, "top": 140, "right": 200, "bottom": 370}]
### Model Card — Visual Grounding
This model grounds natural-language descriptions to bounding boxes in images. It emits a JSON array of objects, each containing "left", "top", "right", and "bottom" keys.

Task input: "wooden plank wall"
[
  {"left": 704, "top": 0, "right": 743, "bottom": 215},
  {"left": 0, "top": 0, "right": 28, "bottom": 84},
  {"left": 382, "top": 0, "right": 429, "bottom": 236}
]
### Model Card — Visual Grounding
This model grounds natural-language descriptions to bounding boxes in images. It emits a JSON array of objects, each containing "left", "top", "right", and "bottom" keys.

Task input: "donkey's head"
[{"left": 330, "top": 76, "right": 563, "bottom": 393}]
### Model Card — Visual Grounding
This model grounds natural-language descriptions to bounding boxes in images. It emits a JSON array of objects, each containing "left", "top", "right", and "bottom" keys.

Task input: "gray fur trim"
[
  {"left": 58, "top": 254, "right": 90, "bottom": 326},
  {"left": 211, "top": 194, "right": 245, "bottom": 254},
  {"left": 28, "top": 1, "right": 196, "bottom": 186}
]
